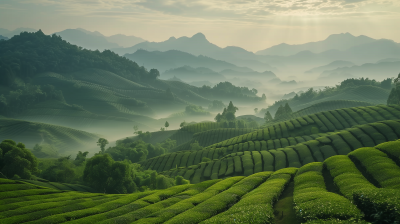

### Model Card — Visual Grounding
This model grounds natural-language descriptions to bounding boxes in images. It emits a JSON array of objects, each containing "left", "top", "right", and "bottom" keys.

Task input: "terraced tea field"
[
  {"left": 272, "top": 100, "right": 374, "bottom": 123},
  {"left": 139, "top": 104, "right": 400, "bottom": 175},
  {"left": 1, "top": 140, "right": 399, "bottom": 223}
]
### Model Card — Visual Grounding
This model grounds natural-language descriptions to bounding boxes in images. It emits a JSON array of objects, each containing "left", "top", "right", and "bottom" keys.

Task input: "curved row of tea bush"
[
  {"left": 157, "top": 120, "right": 400, "bottom": 182},
  {"left": 1, "top": 140, "right": 399, "bottom": 223},
  {"left": 140, "top": 119, "right": 400, "bottom": 175},
  {"left": 273, "top": 100, "right": 374, "bottom": 124},
  {"left": 170, "top": 128, "right": 255, "bottom": 152},
  {"left": 209, "top": 105, "right": 400, "bottom": 150}
]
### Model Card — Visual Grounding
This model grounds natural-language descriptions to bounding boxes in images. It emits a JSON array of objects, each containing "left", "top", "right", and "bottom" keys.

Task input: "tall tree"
[
  {"left": 164, "top": 121, "right": 169, "bottom": 130},
  {"left": 264, "top": 111, "right": 273, "bottom": 123},
  {"left": 97, "top": 138, "right": 109, "bottom": 153}
]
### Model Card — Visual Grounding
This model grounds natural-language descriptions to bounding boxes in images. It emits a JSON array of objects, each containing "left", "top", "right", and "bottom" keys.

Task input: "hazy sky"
[{"left": 1, "top": 0, "right": 400, "bottom": 51}]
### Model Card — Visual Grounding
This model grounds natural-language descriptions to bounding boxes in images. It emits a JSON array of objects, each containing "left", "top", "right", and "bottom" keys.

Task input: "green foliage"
[
  {"left": 74, "top": 151, "right": 89, "bottom": 166},
  {"left": 199, "top": 81, "right": 260, "bottom": 100},
  {"left": 179, "top": 121, "right": 187, "bottom": 128},
  {"left": 208, "top": 100, "right": 225, "bottom": 111},
  {"left": 275, "top": 103, "right": 293, "bottom": 120},
  {"left": 202, "top": 157, "right": 211, "bottom": 163},
  {"left": 165, "top": 121, "right": 170, "bottom": 129},
  {"left": 0, "top": 84, "right": 65, "bottom": 116},
  {"left": 0, "top": 139, "right": 38, "bottom": 179},
  {"left": 184, "top": 105, "right": 210, "bottom": 116},
  {"left": 105, "top": 140, "right": 148, "bottom": 163},
  {"left": 293, "top": 162, "right": 364, "bottom": 222},
  {"left": 96, "top": 138, "right": 109, "bottom": 153},
  {"left": 189, "top": 140, "right": 203, "bottom": 151},
  {"left": 387, "top": 84, "right": 400, "bottom": 105},
  {"left": 0, "top": 30, "right": 152, "bottom": 85},
  {"left": 353, "top": 188, "right": 400, "bottom": 223},
  {"left": 40, "top": 156, "right": 77, "bottom": 183},
  {"left": 214, "top": 101, "right": 238, "bottom": 122},
  {"left": 175, "top": 175, "right": 190, "bottom": 185},
  {"left": 83, "top": 154, "right": 137, "bottom": 194},
  {"left": 264, "top": 111, "right": 273, "bottom": 123}
]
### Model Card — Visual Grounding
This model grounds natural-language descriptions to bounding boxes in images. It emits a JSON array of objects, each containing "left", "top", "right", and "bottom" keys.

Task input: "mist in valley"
[{"left": 1, "top": 1, "right": 400, "bottom": 222}]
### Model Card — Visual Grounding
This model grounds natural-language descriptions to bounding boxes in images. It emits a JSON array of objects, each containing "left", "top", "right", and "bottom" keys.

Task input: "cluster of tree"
[
  {"left": 0, "top": 139, "right": 38, "bottom": 179},
  {"left": 387, "top": 73, "right": 400, "bottom": 105},
  {"left": 340, "top": 77, "right": 392, "bottom": 89},
  {"left": 198, "top": 82, "right": 264, "bottom": 100},
  {"left": 208, "top": 100, "right": 225, "bottom": 111},
  {"left": 0, "top": 139, "right": 189, "bottom": 194},
  {"left": 101, "top": 138, "right": 174, "bottom": 163},
  {"left": 185, "top": 105, "right": 210, "bottom": 116},
  {"left": 0, "top": 30, "right": 159, "bottom": 88},
  {"left": 274, "top": 103, "right": 293, "bottom": 120},
  {"left": 214, "top": 101, "right": 238, "bottom": 122},
  {"left": 292, "top": 77, "right": 392, "bottom": 103},
  {"left": 84, "top": 154, "right": 189, "bottom": 193},
  {"left": 0, "top": 84, "right": 64, "bottom": 116}
]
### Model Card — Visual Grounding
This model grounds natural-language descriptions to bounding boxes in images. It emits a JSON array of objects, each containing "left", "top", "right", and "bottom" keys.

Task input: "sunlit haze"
[{"left": 1, "top": 0, "right": 400, "bottom": 51}]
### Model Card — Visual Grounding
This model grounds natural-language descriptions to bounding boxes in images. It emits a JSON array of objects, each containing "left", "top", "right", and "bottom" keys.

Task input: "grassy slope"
[
  {"left": 1, "top": 140, "right": 399, "bottom": 223},
  {"left": 0, "top": 118, "right": 99, "bottom": 151}
]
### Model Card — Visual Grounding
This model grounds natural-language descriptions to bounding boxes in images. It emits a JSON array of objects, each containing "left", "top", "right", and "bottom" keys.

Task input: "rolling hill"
[
  {"left": 0, "top": 118, "right": 100, "bottom": 153},
  {"left": 0, "top": 139, "right": 399, "bottom": 223}
]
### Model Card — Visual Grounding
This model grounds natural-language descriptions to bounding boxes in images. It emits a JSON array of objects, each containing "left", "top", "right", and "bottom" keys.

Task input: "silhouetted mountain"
[
  {"left": 106, "top": 34, "right": 145, "bottom": 48},
  {"left": 257, "top": 33, "right": 376, "bottom": 56},
  {"left": 0, "top": 27, "right": 37, "bottom": 38},
  {"left": 305, "top": 60, "right": 355, "bottom": 74},
  {"left": 0, "top": 35, "right": 8, "bottom": 40},
  {"left": 55, "top": 29, "right": 120, "bottom": 51},
  {"left": 112, "top": 33, "right": 274, "bottom": 72},
  {"left": 125, "top": 49, "right": 253, "bottom": 73},
  {"left": 320, "top": 61, "right": 400, "bottom": 81},
  {"left": 258, "top": 39, "right": 400, "bottom": 71},
  {"left": 163, "top": 66, "right": 226, "bottom": 82}
]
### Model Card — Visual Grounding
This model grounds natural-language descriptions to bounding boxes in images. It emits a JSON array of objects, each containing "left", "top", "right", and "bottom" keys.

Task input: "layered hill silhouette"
[
  {"left": 113, "top": 33, "right": 274, "bottom": 72},
  {"left": 257, "top": 32, "right": 377, "bottom": 56},
  {"left": 54, "top": 28, "right": 146, "bottom": 51}
]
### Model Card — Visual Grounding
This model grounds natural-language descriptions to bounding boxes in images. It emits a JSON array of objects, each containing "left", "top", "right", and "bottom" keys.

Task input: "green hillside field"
[
  {"left": 137, "top": 104, "right": 400, "bottom": 174},
  {"left": 0, "top": 118, "right": 99, "bottom": 153},
  {"left": 0, "top": 140, "right": 399, "bottom": 223}
]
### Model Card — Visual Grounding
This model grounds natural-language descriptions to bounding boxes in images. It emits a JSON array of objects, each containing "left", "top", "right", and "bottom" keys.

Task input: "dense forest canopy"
[{"left": 0, "top": 30, "right": 156, "bottom": 87}]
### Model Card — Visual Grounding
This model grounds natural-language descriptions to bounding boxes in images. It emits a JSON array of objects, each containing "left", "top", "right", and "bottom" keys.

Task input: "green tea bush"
[
  {"left": 324, "top": 155, "right": 375, "bottom": 199},
  {"left": 349, "top": 147, "right": 400, "bottom": 189},
  {"left": 294, "top": 163, "right": 363, "bottom": 222},
  {"left": 353, "top": 188, "right": 400, "bottom": 224}
]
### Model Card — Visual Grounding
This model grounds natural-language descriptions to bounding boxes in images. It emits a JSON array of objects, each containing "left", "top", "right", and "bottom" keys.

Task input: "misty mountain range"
[
  {"left": 2, "top": 27, "right": 400, "bottom": 82},
  {"left": 0, "top": 28, "right": 146, "bottom": 51}
]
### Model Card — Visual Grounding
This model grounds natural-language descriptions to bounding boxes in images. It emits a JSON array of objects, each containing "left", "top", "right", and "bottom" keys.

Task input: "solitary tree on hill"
[
  {"left": 96, "top": 138, "right": 109, "bottom": 153},
  {"left": 165, "top": 121, "right": 169, "bottom": 130},
  {"left": 254, "top": 108, "right": 258, "bottom": 114}
]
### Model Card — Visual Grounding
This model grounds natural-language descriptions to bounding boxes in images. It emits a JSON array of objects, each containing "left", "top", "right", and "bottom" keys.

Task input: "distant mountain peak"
[
  {"left": 192, "top": 32, "right": 206, "bottom": 40},
  {"left": 168, "top": 36, "right": 176, "bottom": 41}
]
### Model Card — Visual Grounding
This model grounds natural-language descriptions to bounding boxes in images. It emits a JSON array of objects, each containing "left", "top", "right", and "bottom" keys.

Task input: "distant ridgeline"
[
  {"left": 262, "top": 77, "right": 394, "bottom": 116},
  {"left": 0, "top": 31, "right": 264, "bottom": 136},
  {"left": 136, "top": 104, "right": 400, "bottom": 184}
]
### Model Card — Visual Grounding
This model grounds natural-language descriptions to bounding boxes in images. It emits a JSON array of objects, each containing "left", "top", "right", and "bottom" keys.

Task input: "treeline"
[
  {"left": 388, "top": 73, "right": 400, "bottom": 105},
  {"left": 198, "top": 82, "right": 265, "bottom": 100},
  {"left": 0, "top": 84, "right": 64, "bottom": 116},
  {"left": 0, "top": 30, "right": 158, "bottom": 88},
  {"left": 0, "top": 139, "right": 189, "bottom": 194}
]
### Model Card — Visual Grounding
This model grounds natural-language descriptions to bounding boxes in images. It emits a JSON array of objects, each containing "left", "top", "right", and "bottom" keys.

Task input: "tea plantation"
[{"left": 1, "top": 140, "right": 399, "bottom": 223}]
